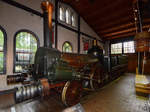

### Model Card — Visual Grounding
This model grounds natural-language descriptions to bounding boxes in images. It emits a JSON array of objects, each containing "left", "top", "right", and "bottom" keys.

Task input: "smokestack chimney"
[{"left": 41, "top": 1, "right": 53, "bottom": 48}]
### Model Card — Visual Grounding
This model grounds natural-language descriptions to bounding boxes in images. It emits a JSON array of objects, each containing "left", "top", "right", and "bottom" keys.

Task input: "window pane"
[
  {"left": 123, "top": 41, "right": 135, "bottom": 53},
  {"left": 63, "top": 42, "right": 72, "bottom": 53},
  {"left": 0, "top": 29, "right": 4, "bottom": 73},
  {"left": 0, "top": 52, "right": 4, "bottom": 73},
  {"left": 71, "top": 15, "right": 76, "bottom": 27},
  {"left": 15, "top": 31, "right": 38, "bottom": 72},
  {"left": 60, "top": 7, "right": 63, "bottom": 20},
  {"left": 66, "top": 9, "right": 71, "bottom": 24},
  {"left": 59, "top": 7, "right": 65, "bottom": 21},
  {"left": 0, "top": 30, "right": 4, "bottom": 51},
  {"left": 111, "top": 43, "right": 122, "bottom": 54}
]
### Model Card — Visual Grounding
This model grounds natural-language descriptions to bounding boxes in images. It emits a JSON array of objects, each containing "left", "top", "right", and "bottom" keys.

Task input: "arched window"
[
  {"left": 0, "top": 26, "right": 7, "bottom": 74},
  {"left": 59, "top": 6, "right": 65, "bottom": 21},
  {"left": 71, "top": 14, "right": 76, "bottom": 27},
  {"left": 65, "top": 9, "right": 71, "bottom": 24},
  {"left": 14, "top": 30, "right": 39, "bottom": 73},
  {"left": 59, "top": 4, "right": 77, "bottom": 27},
  {"left": 62, "top": 41, "right": 73, "bottom": 53}
]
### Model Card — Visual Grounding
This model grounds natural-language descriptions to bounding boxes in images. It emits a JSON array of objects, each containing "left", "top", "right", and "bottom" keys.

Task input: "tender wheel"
[
  {"left": 62, "top": 81, "right": 83, "bottom": 106},
  {"left": 90, "top": 64, "right": 104, "bottom": 90}
]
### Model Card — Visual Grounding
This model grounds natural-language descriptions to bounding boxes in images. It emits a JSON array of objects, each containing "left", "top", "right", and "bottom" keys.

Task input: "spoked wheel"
[
  {"left": 90, "top": 64, "right": 104, "bottom": 90},
  {"left": 62, "top": 81, "right": 83, "bottom": 106}
]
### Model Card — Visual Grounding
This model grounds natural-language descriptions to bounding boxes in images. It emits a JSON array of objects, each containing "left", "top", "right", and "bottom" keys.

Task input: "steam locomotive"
[
  {"left": 0, "top": 1, "right": 128, "bottom": 108},
  {"left": 6, "top": 43, "right": 106, "bottom": 106}
]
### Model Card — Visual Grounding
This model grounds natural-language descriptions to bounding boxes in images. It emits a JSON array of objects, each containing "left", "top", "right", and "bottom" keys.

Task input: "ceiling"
[{"left": 63, "top": 0, "right": 150, "bottom": 41}]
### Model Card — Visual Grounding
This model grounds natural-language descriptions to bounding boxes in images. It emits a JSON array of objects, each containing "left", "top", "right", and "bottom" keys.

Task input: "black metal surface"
[
  {"left": 136, "top": 0, "right": 143, "bottom": 74},
  {"left": 33, "top": 47, "right": 61, "bottom": 80},
  {"left": 138, "top": 52, "right": 142, "bottom": 74},
  {"left": 7, "top": 73, "right": 28, "bottom": 84},
  {"left": 108, "top": 41, "right": 112, "bottom": 73},
  {"left": 15, "top": 83, "right": 43, "bottom": 103},
  {"left": 33, "top": 47, "right": 80, "bottom": 81},
  {"left": 55, "top": 0, "right": 58, "bottom": 49},
  {"left": 88, "top": 46, "right": 104, "bottom": 64},
  {"left": 43, "top": 12, "right": 52, "bottom": 48},
  {"left": 122, "top": 42, "right": 124, "bottom": 54},
  {"left": 137, "top": 0, "right": 143, "bottom": 32}
]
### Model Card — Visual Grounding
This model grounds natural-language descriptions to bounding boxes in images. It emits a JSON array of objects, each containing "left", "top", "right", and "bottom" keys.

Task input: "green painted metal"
[{"left": 33, "top": 47, "right": 77, "bottom": 82}]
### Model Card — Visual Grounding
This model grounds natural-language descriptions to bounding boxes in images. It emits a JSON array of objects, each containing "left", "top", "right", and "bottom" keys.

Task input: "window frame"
[
  {"left": 62, "top": 41, "right": 73, "bottom": 53},
  {"left": 0, "top": 26, "right": 7, "bottom": 74},
  {"left": 123, "top": 41, "right": 135, "bottom": 54},
  {"left": 111, "top": 43, "right": 123, "bottom": 55},
  {"left": 13, "top": 29, "right": 40, "bottom": 73},
  {"left": 111, "top": 40, "right": 136, "bottom": 55},
  {"left": 71, "top": 14, "right": 76, "bottom": 27},
  {"left": 58, "top": 3, "right": 77, "bottom": 28}
]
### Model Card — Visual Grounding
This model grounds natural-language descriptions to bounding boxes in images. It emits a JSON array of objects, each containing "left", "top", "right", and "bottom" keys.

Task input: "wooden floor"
[
  {"left": 0, "top": 73, "right": 149, "bottom": 112},
  {"left": 82, "top": 73, "right": 149, "bottom": 112}
]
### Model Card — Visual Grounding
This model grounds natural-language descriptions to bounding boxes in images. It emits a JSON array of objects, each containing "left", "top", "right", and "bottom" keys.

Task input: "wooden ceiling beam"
[
  {"left": 103, "top": 27, "right": 136, "bottom": 37},
  {"left": 99, "top": 23, "right": 135, "bottom": 34},
  {"left": 106, "top": 25, "right": 150, "bottom": 40},
  {"left": 103, "top": 24, "right": 150, "bottom": 38},
  {"left": 99, "top": 18, "right": 150, "bottom": 35},
  {"left": 95, "top": 17, "right": 132, "bottom": 31},
  {"left": 106, "top": 32, "right": 135, "bottom": 40}
]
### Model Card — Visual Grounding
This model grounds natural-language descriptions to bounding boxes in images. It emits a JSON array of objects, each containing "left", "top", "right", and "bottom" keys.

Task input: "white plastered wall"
[
  {"left": 0, "top": 1, "right": 44, "bottom": 74},
  {"left": 0, "top": 1, "right": 45, "bottom": 89},
  {"left": 80, "top": 17, "right": 100, "bottom": 39},
  {"left": 57, "top": 26, "right": 78, "bottom": 53},
  {"left": 80, "top": 17, "right": 103, "bottom": 54}
]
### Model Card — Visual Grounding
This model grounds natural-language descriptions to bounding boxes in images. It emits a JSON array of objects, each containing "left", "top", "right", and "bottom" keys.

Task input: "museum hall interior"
[{"left": 0, "top": 0, "right": 150, "bottom": 112}]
